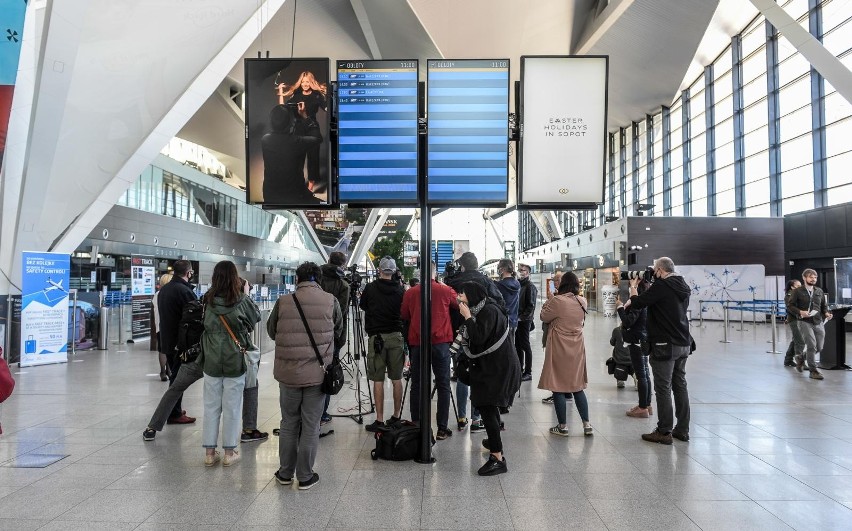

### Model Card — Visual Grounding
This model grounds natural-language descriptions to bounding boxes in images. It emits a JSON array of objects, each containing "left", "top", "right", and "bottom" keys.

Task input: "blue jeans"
[
  {"left": 455, "top": 382, "right": 480, "bottom": 421},
  {"left": 628, "top": 345, "right": 652, "bottom": 409},
  {"left": 409, "top": 343, "right": 451, "bottom": 430},
  {"left": 553, "top": 390, "right": 589, "bottom": 425},
  {"left": 202, "top": 374, "right": 245, "bottom": 450}
]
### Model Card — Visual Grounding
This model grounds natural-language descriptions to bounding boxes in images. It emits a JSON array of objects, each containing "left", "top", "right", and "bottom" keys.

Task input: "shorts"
[{"left": 367, "top": 332, "right": 405, "bottom": 381}]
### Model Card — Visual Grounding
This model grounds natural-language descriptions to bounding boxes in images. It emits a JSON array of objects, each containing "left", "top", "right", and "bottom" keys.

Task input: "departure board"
[
  {"left": 427, "top": 59, "right": 509, "bottom": 205},
  {"left": 337, "top": 60, "right": 419, "bottom": 204}
]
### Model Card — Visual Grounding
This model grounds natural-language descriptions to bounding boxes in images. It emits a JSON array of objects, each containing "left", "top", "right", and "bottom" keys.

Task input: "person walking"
[
  {"left": 538, "top": 272, "right": 593, "bottom": 437},
  {"left": 783, "top": 279, "right": 805, "bottom": 368},
  {"left": 786, "top": 269, "right": 832, "bottom": 380}
]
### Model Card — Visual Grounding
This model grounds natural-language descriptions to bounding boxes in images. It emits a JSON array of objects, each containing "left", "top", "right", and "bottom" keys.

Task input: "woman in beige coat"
[{"left": 538, "top": 272, "right": 593, "bottom": 436}]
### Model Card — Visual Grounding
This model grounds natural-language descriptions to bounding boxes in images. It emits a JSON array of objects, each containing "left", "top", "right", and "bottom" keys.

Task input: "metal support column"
[
  {"left": 732, "top": 34, "right": 746, "bottom": 216},
  {"left": 646, "top": 114, "right": 655, "bottom": 214},
  {"left": 766, "top": 20, "right": 782, "bottom": 217},
  {"left": 705, "top": 65, "right": 717, "bottom": 216},
  {"left": 661, "top": 106, "right": 672, "bottom": 216},
  {"left": 682, "top": 90, "right": 692, "bottom": 216},
  {"left": 809, "top": 0, "right": 827, "bottom": 208},
  {"left": 631, "top": 121, "right": 641, "bottom": 207},
  {"left": 619, "top": 127, "right": 627, "bottom": 216}
]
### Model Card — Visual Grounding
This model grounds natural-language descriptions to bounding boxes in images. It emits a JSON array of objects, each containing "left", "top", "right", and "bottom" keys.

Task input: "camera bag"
[{"left": 370, "top": 420, "right": 432, "bottom": 461}]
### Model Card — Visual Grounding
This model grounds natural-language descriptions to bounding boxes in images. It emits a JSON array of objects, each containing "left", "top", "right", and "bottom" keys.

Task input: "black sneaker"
[
  {"left": 320, "top": 414, "right": 332, "bottom": 425},
  {"left": 272, "top": 428, "right": 280, "bottom": 436},
  {"left": 481, "top": 438, "right": 490, "bottom": 450},
  {"left": 365, "top": 420, "right": 386, "bottom": 433},
  {"left": 520, "top": 373, "right": 532, "bottom": 382},
  {"left": 541, "top": 395, "right": 554, "bottom": 404},
  {"left": 783, "top": 361, "right": 795, "bottom": 367},
  {"left": 457, "top": 417, "right": 468, "bottom": 431},
  {"left": 499, "top": 406, "right": 510, "bottom": 414},
  {"left": 477, "top": 454, "right": 507, "bottom": 476},
  {"left": 385, "top": 416, "right": 401, "bottom": 427},
  {"left": 672, "top": 431, "right": 690, "bottom": 442},
  {"left": 241, "top": 429, "right": 269, "bottom": 443},
  {"left": 436, "top": 428, "right": 453, "bottom": 440},
  {"left": 142, "top": 428, "right": 156, "bottom": 441},
  {"left": 274, "top": 470, "right": 292, "bottom": 485},
  {"left": 298, "top": 472, "right": 320, "bottom": 490},
  {"left": 469, "top": 420, "right": 486, "bottom": 432}
]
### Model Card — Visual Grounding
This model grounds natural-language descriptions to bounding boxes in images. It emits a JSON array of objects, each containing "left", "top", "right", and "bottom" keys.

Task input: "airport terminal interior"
[{"left": 2, "top": 0, "right": 852, "bottom": 529}]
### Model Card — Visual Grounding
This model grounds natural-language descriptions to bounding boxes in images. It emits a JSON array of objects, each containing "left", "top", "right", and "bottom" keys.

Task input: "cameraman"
[
  {"left": 318, "top": 252, "right": 351, "bottom": 424},
  {"left": 359, "top": 257, "right": 406, "bottom": 432},
  {"left": 626, "top": 257, "right": 691, "bottom": 445}
]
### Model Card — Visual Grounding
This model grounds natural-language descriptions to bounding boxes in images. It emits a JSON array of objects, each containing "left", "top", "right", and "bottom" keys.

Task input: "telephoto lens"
[{"left": 448, "top": 331, "right": 465, "bottom": 358}]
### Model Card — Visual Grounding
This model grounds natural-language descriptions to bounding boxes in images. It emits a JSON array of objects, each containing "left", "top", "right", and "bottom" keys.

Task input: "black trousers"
[
  {"left": 479, "top": 405, "right": 503, "bottom": 453},
  {"left": 515, "top": 321, "right": 533, "bottom": 374},
  {"left": 166, "top": 352, "right": 184, "bottom": 418}
]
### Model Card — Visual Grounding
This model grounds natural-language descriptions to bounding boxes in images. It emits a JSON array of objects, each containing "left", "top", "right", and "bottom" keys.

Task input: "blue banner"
[{"left": 21, "top": 252, "right": 71, "bottom": 367}]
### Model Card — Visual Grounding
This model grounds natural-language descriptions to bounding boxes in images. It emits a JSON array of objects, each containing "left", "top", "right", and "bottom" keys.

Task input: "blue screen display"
[
  {"left": 337, "top": 60, "right": 419, "bottom": 204},
  {"left": 427, "top": 59, "right": 509, "bottom": 204}
]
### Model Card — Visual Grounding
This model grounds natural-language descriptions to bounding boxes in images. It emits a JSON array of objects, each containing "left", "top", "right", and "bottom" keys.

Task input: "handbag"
[
  {"left": 217, "top": 315, "right": 255, "bottom": 382},
  {"left": 292, "top": 293, "right": 344, "bottom": 395},
  {"left": 0, "top": 356, "right": 15, "bottom": 403}
]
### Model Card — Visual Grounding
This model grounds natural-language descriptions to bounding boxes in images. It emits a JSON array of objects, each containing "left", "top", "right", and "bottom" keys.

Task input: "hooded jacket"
[
  {"left": 445, "top": 269, "right": 505, "bottom": 333},
  {"left": 628, "top": 275, "right": 691, "bottom": 346},
  {"left": 319, "top": 263, "right": 350, "bottom": 347},
  {"left": 463, "top": 300, "right": 521, "bottom": 408},
  {"left": 518, "top": 276, "right": 538, "bottom": 322},
  {"left": 200, "top": 294, "right": 261, "bottom": 378},
  {"left": 495, "top": 276, "right": 521, "bottom": 328},
  {"left": 359, "top": 278, "right": 404, "bottom": 335}
]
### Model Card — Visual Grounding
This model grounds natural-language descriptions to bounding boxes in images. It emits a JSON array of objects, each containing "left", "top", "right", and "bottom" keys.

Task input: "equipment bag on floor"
[{"left": 370, "top": 421, "right": 431, "bottom": 461}]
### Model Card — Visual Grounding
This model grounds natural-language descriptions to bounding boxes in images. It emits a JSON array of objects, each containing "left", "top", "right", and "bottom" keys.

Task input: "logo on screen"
[{"left": 558, "top": 188, "right": 569, "bottom": 194}]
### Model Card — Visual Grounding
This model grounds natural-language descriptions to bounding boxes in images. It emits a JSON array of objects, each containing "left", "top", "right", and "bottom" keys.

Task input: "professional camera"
[
  {"left": 448, "top": 330, "right": 465, "bottom": 358},
  {"left": 620, "top": 267, "right": 655, "bottom": 283},
  {"left": 443, "top": 260, "right": 458, "bottom": 280},
  {"left": 344, "top": 264, "right": 362, "bottom": 289},
  {"left": 391, "top": 270, "right": 403, "bottom": 284}
]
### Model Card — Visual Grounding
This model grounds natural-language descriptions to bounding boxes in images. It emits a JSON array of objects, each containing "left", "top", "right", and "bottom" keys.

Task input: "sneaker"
[
  {"left": 365, "top": 420, "right": 386, "bottom": 433},
  {"left": 469, "top": 420, "right": 486, "bottom": 433},
  {"left": 222, "top": 451, "right": 241, "bottom": 467},
  {"left": 159, "top": 369, "right": 168, "bottom": 382},
  {"left": 583, "top": 424, "right": 593, "bottom": 436},
  {"left": 549, "top": 425, "right": 570, "bottom": 437},
  {"left": 457, "top": 417, "right": 468, "bottom": 431},
  {"left": 520, "top": 373, "right": 532, "bottom": 382},
  {"left": 672, "top": 430, "right": 690, "bottom": 442},
  {"left": 477, "top": 454, "right": 508, "bottom": 476},
  {"left": 297, "top": 472, "right": 320, "bottom": 490},
  {"left": 783, "top": 361, "right": 796, "bottom": 367},
  {"left": 499, "top": 406, "right": 510, "bottom": 414},
  {"left": 142, "top": 428, "right": 156, "bottom": 441},
  {"left": 642, "top": 429, "right": 673, "bottom": 445},
  {"left": 240, "top": 429, "right": 269, "bottom": 443},
  {"left": 320, "top": 414, "right": 332, "bottom": 425},
  {"left": 810, "top": 370, "right": 824, "bottom": 380},
  {"left": 167, "top": 414, "right": 196, "bottom": 425},
  {"left": 500, "top": 421, "right": 506, "bottom": 431},
  {"left": 617, "top": 380, "right": 625, "bottom": 388},
  {"left": 436, "top": 428, "right": 453, "bottom": 440},
  {"left": 481, "top": 438, "right": 490, "bottom": 450},
  {"left": 795, "top": 355, "right": 804, "bottom": 373},
  {"left": 274, "top": 470, "right": 292, "bottom": 485},
  {"left": 272, "top": 428, "right": 280, "bottom": 436},
  {"left": 626, "top": 406, "right": 650, "bottom": 418},
  {"left": 385, "top": 416, "right": 401, "bottom": 427},
  {"left": 204, "top": 451, "right": 221, "bottom": 467},
  {"left": 541, "top": 395, "right": 554, "bottom": 404}
]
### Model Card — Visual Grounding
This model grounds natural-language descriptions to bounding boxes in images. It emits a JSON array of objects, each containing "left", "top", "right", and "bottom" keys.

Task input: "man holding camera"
[
  {"left": 626, "top": 257, "right": 692, "bottom": 445},
  {"left": 786, "top": 268, "right": 832, "bottom": 380},
  {"left": 359, "top": 257, "right": 406, "bottom": 432},
  {"left": 318, "top": 251, "right": 351, "bottom": 423}
]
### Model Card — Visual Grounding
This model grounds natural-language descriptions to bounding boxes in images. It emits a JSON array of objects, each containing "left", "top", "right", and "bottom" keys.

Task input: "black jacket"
[
  {"left": 359, "top": 278, "right": 404, "bottom": 335},
  {"left": 319, "top": 264, "right": 350, "bottom": 347},
  {"left": 786, "top": 285, "right": 829, "bottom": 325},
  {"left": 464, "top": 301, "right": 521, "bottom": 408},
  {"left": 156, "top": 276, "right": 197, "bottom": 356},
  {"left": 260, "top": 119, "right": 322, "bottom": 204},
  {"left": 616, "top": 305, "right": 647, "bottom": 345},
  {"left": 518, "top": 277, "right": 538, "bottom": 322},
  {"left": 446, "top": 270, "right": 504, "bottom": 333},
  {"left": 629, "top": 275, "right": 691, "bottom": 346}
]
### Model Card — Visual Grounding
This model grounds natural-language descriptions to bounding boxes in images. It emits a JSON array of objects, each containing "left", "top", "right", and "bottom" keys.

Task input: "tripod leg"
[{"left": 400, "top": 376, "right": 409, "bottom": 415}]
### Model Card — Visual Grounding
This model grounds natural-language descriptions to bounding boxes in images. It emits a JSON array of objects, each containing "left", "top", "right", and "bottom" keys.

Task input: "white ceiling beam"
[{"left": 350, "top": 0, "right": 383, "bottom": 59}]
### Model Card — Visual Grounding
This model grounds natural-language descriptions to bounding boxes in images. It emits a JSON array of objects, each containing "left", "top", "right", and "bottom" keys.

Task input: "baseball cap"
[{"left": 379, "top": 257, "right": 397, "bottom": 272}]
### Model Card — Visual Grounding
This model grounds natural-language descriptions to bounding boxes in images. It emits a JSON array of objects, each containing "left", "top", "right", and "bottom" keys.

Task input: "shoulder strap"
[
  {"left": 292, "top": 293, "right": 324, "bottom": 367},
  {"left": 218, "top": 314, "right": 245, "bottom": 354}
]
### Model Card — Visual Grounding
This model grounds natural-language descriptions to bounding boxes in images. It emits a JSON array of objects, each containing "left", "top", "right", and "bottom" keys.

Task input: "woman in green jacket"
[{"left": 200, "top": 261, "right": 261, "bottom": 467}]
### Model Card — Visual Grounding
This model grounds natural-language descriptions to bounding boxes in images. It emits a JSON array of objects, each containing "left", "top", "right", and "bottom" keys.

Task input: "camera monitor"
[
  {"left": 427, "top": 59, "right": 510, "bottom": 205},
  {"left": 337, "top": 60, "right": 419, "bottom": 205},
  {"left": 245, "top": 58, "right": 332, "bottom": 208}
]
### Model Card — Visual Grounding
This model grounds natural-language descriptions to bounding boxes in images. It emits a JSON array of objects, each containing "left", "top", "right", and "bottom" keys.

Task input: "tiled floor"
[{"left": 1, "top": 313, "right": 852, "bottom": 530}]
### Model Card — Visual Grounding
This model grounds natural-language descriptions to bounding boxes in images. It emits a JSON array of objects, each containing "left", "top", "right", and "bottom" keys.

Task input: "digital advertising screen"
[
  {"left": 519, "top": 56, "right": 608, "bottom": 208},
  {"left": 427, "top": 59, "right": 509, "bottom": 205},
  {"left": 245, "top": 58, "right": 331, "bottom": 208},
  {"left": 337, "top": 60, "right": 419, "bottom": 205}
]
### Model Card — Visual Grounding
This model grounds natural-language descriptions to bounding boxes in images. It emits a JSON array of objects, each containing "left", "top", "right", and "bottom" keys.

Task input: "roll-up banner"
[
  {"left": 130, "top": 254, "right": 155, "bottom": 341},
  {"left": 20, "top": 252, "right": 71, "bottom": 367},
  {"left": 518, "top": 56, "right": 608, "bottom": 209}
]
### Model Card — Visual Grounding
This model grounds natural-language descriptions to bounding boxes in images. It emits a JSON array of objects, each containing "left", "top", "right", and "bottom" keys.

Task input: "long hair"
[
  {"left": 785, "top": 279, "right": 800, "bottom": 293},
  {"left": 278, "top": 71, "right": 327, "bottom": 99},
  {"left": 557, "top": 272, "right": 581, "bottom": 296},
  {"left": 204, "top": 261, "right": 242, "bottom": 306}
]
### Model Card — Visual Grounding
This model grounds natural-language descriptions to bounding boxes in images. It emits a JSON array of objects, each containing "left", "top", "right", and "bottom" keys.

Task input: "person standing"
[
  {"left": 617, "top": 278, "right": 651, "bottom": 417},
  {"left": 786, "top": 269, "right": 832, "bottom": 380},
  {"left": 359, "top": 257, "right": 406, "bottom": 431},
  {"left": 152, "top": 273, "right": 173, "bottom": 381},
  {"left": 626, "top": 257, "right": 692, "bottom": 444},
  {"left": 157, "top": 260, "right": 197, "bottom": 424},
  {"left": 401, "top": 261, "right": 458, "bottom": 440},
  {"left": 199, "top": 261, "right": 261, "bottom": 466},
  {"left": 268, "top": 262, "right": 343, "bottom": 490},
  {"left": 783, "top": 279, "right": 805, "bottom": 368},
  {"left": 538, "top": 272, "right": 593, "bottom": 437},
  {"left": 318, "top": 251, "right": 350, "bottom": 424},
  {"left": 515, "top": 263, "right": 538, "bottom": 381}
]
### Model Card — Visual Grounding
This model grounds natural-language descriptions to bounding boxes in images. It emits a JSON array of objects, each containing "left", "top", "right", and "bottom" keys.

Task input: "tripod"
[
  {"left": 329, "top": 286, "right": 375, "bottom": 424},
  {"left": 400, "top": 355, "right": 459, "bottom": 424}
]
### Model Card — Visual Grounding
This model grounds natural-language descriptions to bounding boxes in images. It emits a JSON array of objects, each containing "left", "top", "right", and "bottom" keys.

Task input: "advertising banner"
[
  {"left": 403, "top": 240, "right": 419, "bottom": 268},
  {"left": 130, "top": 255, "right": 155, "bottom": 341},
  {"left": 519, "top": 56, "right": 608, "bottom": 208},
  {"left": 20, "top": 252, "right": 70, "bottom": 367}
]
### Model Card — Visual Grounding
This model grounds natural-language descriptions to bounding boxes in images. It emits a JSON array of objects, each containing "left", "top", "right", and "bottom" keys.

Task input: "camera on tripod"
[
  {"left": 443, "top": 260, "right": 459, "bottom": 279},
  {"left": 620, "top": 267, "right": 655, "bottom": 283},
  {"left": 344, "top": 264, "right": 362, "bottom": 289}
]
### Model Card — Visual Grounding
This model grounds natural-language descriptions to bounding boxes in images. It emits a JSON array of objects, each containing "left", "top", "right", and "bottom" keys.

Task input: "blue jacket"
[{"left": 495, "top": 277, "right": 521, "bottom": 328}]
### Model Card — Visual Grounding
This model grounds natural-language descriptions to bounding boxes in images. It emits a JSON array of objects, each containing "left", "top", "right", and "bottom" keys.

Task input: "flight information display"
[
  {"left": 337, "top": 60, "right": 419, "bottom": 204},
  {"left": 427, "top": 59, "right": 509, "bottom": 205}
]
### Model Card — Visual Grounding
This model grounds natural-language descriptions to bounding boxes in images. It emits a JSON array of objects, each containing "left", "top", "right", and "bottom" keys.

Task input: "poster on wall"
[
  {"left": 20, "top": 252, "right": 70, "bottom": 367},
  {"left": 245, "top": 58, "right": 332, "bottom": 208},
  {"left": 403, "top": 240, "right": 419, "bottom": 268},
  {"left": 519, "top": 56, "right": 608, "bottom": 208},
  {"left": 678, "top": 264, "right": 766, "bottom": 321},
  {"left": 130, "top": 255, "right": 155, "bottom": 341}
]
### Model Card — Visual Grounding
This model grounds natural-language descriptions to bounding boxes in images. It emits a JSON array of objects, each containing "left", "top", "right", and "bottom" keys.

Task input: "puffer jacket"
[
  {"left": 200, "top": 294, "right": 261, "bottom": 378},
  {"left": 268, "top": 282, "right": 343, "bottom": 387}
]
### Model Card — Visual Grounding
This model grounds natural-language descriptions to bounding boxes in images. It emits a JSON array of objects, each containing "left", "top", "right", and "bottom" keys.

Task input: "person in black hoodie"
[
  {"left": 318, "top": 252, "right": 350, "bottom": 424},
  {"left": 516, "top": 263, "right": 538, "bottom": 381},
  {"left": 359, "top": 257, "right": 406, "bottom": 432},
  {"left": 617, "top": 278, "right": 651, "bottom": 417},
  {"left": 626, "top": 257, "right": 692, "bottom": 445}
]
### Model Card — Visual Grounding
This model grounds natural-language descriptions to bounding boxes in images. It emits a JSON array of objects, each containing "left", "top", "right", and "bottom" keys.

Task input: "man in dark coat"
[
  {"left": 318, "top": 251, "right": 350, "bottom": 424},
  {"left": 261, "top": 103, "right": 322, "bottom": 205},
  {"left": 515, "top": 263, "right": 538, "bottom": 381},
  {"left": 156, "top": 260, "right": 198, "bottom": 423}
]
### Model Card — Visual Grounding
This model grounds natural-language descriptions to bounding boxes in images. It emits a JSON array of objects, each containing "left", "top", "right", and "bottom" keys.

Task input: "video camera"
[
  {"left": 443, "top": 260, "right": 459, "bottom": 280},
  {"left": 620, "top": 266, "right": 655, "bottom": 283},
  {"left": 344, "top": 264, "right": 362, "bottom": 289}
]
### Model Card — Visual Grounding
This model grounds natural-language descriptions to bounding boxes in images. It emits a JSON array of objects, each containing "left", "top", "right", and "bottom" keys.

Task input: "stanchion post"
[
  {"left": 720, "top": 302, "right": 732, "bottom": 343},
  {"left": 699, "top": 300, "right": 704, "bottom": 328},
  {"left": 766, "top": 303, "right": 782, "bottom": 353},
  {"left": 752, "top": 293, "right": 757, "bottom": 326},
  {"left": 70, "top": 289, "right": 78, "bottom": 355},
  {"left": 737, "top": 302, "right": 748, "bottom": 331}
]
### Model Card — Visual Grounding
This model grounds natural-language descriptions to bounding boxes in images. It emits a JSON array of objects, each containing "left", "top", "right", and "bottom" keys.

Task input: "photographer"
[
  {"left": 260, "top": 102, "right": 322, "bottom": 205},
  {"left": 318, "top": 252, "right": 351, "bottom": 424},
  {"left": 626, "top": 257, "right": 691, "bottom": 445},
  {"left": 359, "top": 257, "right": 406, "bottom": 432}
]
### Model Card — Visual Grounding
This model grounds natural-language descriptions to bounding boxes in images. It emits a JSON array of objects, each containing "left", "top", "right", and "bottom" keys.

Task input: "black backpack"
[
  {"left": 175, "top": 300, "right": 204, "bottom": 362},
  {"left": 370, "top": 421, "right": 431, "bottom": 461}
]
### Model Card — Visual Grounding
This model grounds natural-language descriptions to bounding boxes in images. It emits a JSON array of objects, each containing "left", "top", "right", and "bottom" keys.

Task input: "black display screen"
[
  {"left": 337, "top": 60, "right": 419, "bottom": 205},
  {"left": 427, "top": 59, "right": 509, "bottom": 205}
]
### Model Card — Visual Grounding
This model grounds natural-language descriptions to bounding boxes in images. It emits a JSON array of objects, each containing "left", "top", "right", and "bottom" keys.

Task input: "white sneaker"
[{"left": 223, "top": 451, "right": 241, "bottom": 467}]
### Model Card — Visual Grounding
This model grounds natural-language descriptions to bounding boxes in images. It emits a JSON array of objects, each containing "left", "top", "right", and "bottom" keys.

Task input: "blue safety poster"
[{"left": 20, "top": 252, "right": 70, "bottom": 367}]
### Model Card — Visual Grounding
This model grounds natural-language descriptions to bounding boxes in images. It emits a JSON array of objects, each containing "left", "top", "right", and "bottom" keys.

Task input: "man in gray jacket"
[
  {"left": 268, "top": 262, "right": 343, "bottom": 490},
  {"left": 786, "top": 268, "right": 832, "bottom": 380}
]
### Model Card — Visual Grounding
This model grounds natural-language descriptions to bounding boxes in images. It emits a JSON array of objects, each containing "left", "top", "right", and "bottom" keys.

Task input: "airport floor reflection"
[{"left": 2, "top": 313, "right": 852, "bottom": 530}]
